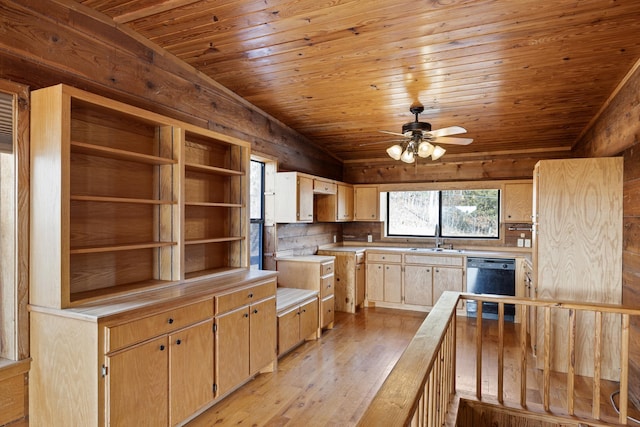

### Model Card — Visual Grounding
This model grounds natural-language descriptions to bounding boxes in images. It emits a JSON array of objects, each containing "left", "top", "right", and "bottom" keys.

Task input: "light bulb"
[
  {"left": 400, "top": 148, "right": 415, "bottom": 163},
  {"left": 386, "top": 144, "right": 403, "bottom": 160},
  {"left": 431, "top": 145, "right": 446, "bottom": 160},
  {"left": 417, "top": 141, "right": 434, "bottom": 158}
]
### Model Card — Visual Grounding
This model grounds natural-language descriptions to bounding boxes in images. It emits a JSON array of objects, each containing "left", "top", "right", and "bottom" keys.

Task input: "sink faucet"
[{"left": 434, "top": 224, "right": 442, "bottom": 248}]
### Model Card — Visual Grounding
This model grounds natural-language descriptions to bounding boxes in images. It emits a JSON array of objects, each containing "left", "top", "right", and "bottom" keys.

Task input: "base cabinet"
[
  {"left": 215, "top": 286, "right": 277, "bottom": 397},
  {"left": 277, "top": 293, "right": 319, "bottom": 356},
  {"left": 276, "top": 256, "right": 336, "bottom": 332},
  {"left": 107, "top": 319, "right": 214, "bottom": 426},
  {"left": 29, "top": 272, "right": 278, "bottom": 427},
  {"left": 366, "top": 251, "right": 464, "bottom": 311}
]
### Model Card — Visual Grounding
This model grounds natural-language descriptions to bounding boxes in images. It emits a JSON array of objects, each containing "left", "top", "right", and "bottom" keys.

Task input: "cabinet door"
[
  {"left": 277, "top": 306, "right": 300, "bottom": 356},
  {"left": 337, "top": 184, "right": 354, "bottom": 221},
  {"left": 384, "top": 264, "right": 402, "bottom": 303},
  {"left": 299, "top": 299, "right": 319, "bottom": 340},
  {"left": 404, "top": 265, "right": 433, "bottom": 306},
  {"left": 298, "top": 175, "right": 314, "bottom": 222},
  {"left": 250, "top": 297, "right": 277, "bottom": 374},
  {"left": 355, "top": 262, "right": 365, "bottom": 307},
  {"left": 433, "top": 267, "right": 463, "bottom": 305},
  {"left": 169, "top": 320, "right": 214, "bottom": 426},
  {"left": 503, "top": 182, "right": 533, "bottom": 222},
  {"left": 354, "top": 185, "right": 379, "bottom": 221},
  {"left": 366, "top": 263, "right": 384, "bottom": 301},
  {"left": 215, "top": 306, "right": 249, "bottom": 396},
  {"left": 108, "top": 336, "right": 169, "bottom": 426}
]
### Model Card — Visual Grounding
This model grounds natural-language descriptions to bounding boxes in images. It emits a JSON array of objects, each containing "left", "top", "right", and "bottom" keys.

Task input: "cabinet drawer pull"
[
  {"left": 176, "top": 339, "right": 182, "bottom": 345},
  {"left": 167, "top": 318, "right": 174, "bottom": 324},
  {"left": 160, "top": 345, "right": 166, "bottom": 351},
  {"left": 248, "top": 292, "right": 254, "bottom": 298}
]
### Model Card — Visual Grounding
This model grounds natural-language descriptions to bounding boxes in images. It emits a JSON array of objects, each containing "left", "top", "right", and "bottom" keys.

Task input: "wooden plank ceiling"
[{"left": 77, "top": 0, "right": 640, "bottom": 165}]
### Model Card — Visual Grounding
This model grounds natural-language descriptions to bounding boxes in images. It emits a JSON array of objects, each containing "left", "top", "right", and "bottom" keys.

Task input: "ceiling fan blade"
[
  {"left": 430, "top": 136, "right": 473, "bottom": 145},
  {"left": 358, "top": 139, "right": 406, "bottom": 147},
  {"left": 428, "top": 126, "right": 467, "bottom": 137},
  {"left": 378, "top": 130, "right": 406, "bottom": 137}
]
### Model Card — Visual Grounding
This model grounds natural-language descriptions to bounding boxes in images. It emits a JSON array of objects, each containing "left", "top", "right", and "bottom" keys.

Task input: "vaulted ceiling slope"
[{"left": 78, "top": 0, "right": 640, "bottom": 164}]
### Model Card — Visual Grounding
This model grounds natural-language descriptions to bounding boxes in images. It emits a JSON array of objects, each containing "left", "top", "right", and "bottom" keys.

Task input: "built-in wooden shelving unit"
[{"left": 30, "top": 84, "right": 250, "bottom": 308}]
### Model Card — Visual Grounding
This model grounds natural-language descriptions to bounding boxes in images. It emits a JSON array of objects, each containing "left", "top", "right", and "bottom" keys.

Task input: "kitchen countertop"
[{"left": 318, "top": 244, "right": 531, "bottom": 261}]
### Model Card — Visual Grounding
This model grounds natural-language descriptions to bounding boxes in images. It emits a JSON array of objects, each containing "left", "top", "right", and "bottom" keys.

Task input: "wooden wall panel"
[
  {"left": 275, "top": 223, "right": 342, "bottom": 258},
  {"left": 574, "top": 63, "right": 640, "bottom": 408},
  {"left": 0, "top": 0, "right": 342, "bottom": 180},
  {"left": 343, "top": 155, "right": 562, "bottom": 185}
]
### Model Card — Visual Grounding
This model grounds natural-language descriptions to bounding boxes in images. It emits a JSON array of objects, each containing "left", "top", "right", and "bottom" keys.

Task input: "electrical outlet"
[
  {"left": 333, "top": 235, "right": 337, "bottom": 243},
  {"left": 367, "top": 234, "right": 373, "bottom": 243},
  {"left": 524, "top": 239, "right": 531, "bottom": 248},
  {"left": 517, "top": 238, "right": 524, "bottom": 247}
]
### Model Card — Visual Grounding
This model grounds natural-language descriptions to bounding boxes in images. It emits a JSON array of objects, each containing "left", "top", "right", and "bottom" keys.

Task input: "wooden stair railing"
[{"left": 358, "top": 292, "right": 639, "bottom": 427}]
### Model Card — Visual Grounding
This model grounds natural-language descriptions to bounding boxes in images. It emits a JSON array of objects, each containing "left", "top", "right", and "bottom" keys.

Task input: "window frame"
[
  {"left": 249, "top": 159, "right": 265, "bottom": 269},
  {"left": 385, "top": 188, "right": 501, "bottom": 240}
]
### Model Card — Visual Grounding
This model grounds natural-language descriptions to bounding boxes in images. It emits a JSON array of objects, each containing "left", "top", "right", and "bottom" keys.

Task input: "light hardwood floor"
[{"left": 189, "top": 308, "right": 637, "bottom": 426}]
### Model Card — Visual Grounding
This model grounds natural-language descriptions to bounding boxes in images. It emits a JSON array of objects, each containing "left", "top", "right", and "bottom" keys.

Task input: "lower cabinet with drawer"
[
  {"left": 276, "top": 255, "right": 336, "bottom": 332},
  {"left": 215, "top": 280, "right": 277, "bottom": 397},
  {"left": 28, "top": 270, "right": 278, "bottom": 427},
  {"left": 365, "top": 250, "right": 465, "bottom": 312}
]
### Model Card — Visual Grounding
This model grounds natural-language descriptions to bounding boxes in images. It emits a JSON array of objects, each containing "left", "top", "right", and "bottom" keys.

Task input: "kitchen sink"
[{"left": 408, "top": 247, "right": 463, "bottom": 253}]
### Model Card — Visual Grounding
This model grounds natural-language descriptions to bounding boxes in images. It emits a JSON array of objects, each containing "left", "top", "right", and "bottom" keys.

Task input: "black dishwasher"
[{"left": 466, "top": 257, "right": 516, "bottom": 321}]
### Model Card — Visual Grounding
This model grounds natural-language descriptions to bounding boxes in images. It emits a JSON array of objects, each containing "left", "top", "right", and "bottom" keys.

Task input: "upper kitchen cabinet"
[
  {"left": 502, "top": 182, "right": 532, "bottom": 223},
  {"left": 275, "top": 172, "right": 314, "bottom": 223},
  {"left": 353, "top": 185, "right": 380, "bottom": 221},
  {"left": 316, "top": 182, "right": 354, "bottom": 222},
  {"left": 181, "top": 126, "right": 250, "bottom": 280},
  {"left": 533, "top": 157, "right": 622, "bottom": 381},
  {"left": 30, "top": 84, "right": 180, "bottom": 308}
]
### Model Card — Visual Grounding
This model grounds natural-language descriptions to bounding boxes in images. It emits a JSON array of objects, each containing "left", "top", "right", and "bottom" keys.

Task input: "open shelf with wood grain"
[
  {"left": 181, "top": 127, "right": 249, "bottom": 280},
  {"left": 30, "top": 84, "right": 180, "bottom": 308},
  {"left": 30, "top": 84, "right": 251, "bottom": 308}
]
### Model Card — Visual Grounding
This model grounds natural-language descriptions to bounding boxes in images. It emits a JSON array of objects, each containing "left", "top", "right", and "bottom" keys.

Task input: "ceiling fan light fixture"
[
  {"left": 386, "top": 144, "right": 403, "bottom": 160},
  {"left": 431, "top": 145, "right": 446, "bottom": 160},
  {"left": 417, "top": 141, "right": 434, "bottom": 158},
  {"left": 400, "top": 148, "right": 415, "bottom": 163}
]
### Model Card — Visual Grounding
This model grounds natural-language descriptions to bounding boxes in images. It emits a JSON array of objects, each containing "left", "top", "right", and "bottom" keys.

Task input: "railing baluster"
[
  {"left": 592, "top": 311, "right": 602, "bottom": 420},
  {"left": 620, "top": 313, "right": 630, "bottom": 425},
  {"left": 543, "top": 306, "right": 551, "bottom": 412},
  {"left": 476, "top": 300, "right": 483, "bottom": 400},
  {"left": 498, "top": 302, "right": 505, "bottom": 404},
  {"left": 520, "top": 304, "right": 528, "bottom": 408},
  {"left": 451, "top": 315, "right": 457, "bottom": 397},
  {"left": 567, "top": 308, "right": 576, "bottom": 415}
]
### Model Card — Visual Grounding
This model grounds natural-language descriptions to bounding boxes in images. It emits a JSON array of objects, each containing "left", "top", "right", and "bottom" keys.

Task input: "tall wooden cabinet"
[
  {"left": 533, "top": 157, "right": 622, "bottom": 381},
  {"left": 316, "top": 249, "right": 366, "bottom": 313},
  {"left": 29, "top": 84, "right": 273, "bottom": 427}
]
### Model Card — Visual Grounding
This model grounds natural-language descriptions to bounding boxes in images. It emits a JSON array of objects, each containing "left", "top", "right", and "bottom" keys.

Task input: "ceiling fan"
[{"left": 379, "top": 104, "right": 473, "bottom": 163}]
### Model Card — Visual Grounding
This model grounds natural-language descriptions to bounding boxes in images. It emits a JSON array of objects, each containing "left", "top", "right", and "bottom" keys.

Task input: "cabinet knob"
[
  {"left": 160, "top": 345, "right": 166, "bottom": 351},
  {"left": 244, "top": 313, "right": 249, "bottom": 318},
  {"left": 253, "top": 309, "right": 258, "bottom": 314},
  {"left": 167, "top": 318, "right": 174, "bottom": 324},
  {"left": 176, "top": 339, "right": 182, "bottom": 345},
  {"left": 248, "top": 293, "right": 254, "bottom": 298}
]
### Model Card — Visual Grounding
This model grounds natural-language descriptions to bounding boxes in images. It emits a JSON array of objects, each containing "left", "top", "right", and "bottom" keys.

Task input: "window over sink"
[{"left": 386, "top": 189, "right": 500, "bottom": 239}]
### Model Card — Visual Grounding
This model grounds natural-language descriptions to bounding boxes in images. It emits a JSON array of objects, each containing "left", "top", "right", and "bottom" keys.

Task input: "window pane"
[
  {"left": 250, "top": 160, "right": 263, "bottom": 220},
  {"left": 441, "top": 189, "right": 499, "bottom": 238},
  {"left": 250, "top": 222, "right": 262, "bottom": 269},
  {"left": 387, "top": 191, "right": 439, "bottom": 236}
]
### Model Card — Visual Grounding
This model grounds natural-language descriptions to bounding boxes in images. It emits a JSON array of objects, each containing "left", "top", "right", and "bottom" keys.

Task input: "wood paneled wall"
[
  {"left": 0, "top": 0, "right": 342, "bottom": 181},
  {"left": 343, "top": 152, "right": 569, "bottom": 184},
  {"left": 574, "top": 60, "right": 640, "bottom": 408}
]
